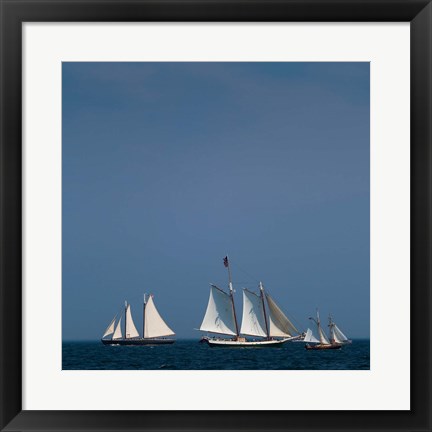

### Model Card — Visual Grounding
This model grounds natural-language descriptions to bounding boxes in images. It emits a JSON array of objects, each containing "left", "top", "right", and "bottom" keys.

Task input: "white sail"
[
  {"left": 265, "top": 293, "right": 299, "bottom": 337},
  {"left": 112, "top": 317, "right": 123, "bottom": 339},
  {"left": 200, "top": 284, "right": 237, "bottom": 336},
  {"left": 125, "top": 304, "right": 140, "bottom": 338},
  {"left": 318, "top": 325, "right": 330, "bottom": 345},
  {"left": 332, "top": 324, "right": 349, "bottom": 343},
  {"left": 240, "top": 289, "right": 267, "bottom": 337},
  {"left": 304, "top": 328, "right": 320, "bottom": 343},
  {"left": 102, "top": 316, "right": 116, "bottom": 338},
  {"left": 144, "top": 296, "right": 175, "bottom": 338}
]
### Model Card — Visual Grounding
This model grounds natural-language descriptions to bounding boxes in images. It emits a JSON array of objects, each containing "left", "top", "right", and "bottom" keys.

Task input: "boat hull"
[
  {"left": 305, "top": 343, "right": 342, "bottom": 350},
  {"left": 102, "top": 338, "right": 175, "bottom": 346},
  {"left": 201, "top": 337, "right": 293, "bottom": 347}
]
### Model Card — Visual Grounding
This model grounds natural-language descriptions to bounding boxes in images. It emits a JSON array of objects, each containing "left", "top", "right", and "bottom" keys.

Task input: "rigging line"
[
  {"left": 289, "top": 313, "right": 306, "bottom": 334},
  {"left": 284, "top": 311, "right": 305, "bottom": 334},
  {"left": 114, "top": 305, "right": 124, "bottom": 321},
  {"left": 229, "top": 259, "right": 260, "bottom": 286},
  {"left": 235, "top": 280, "right": 258, "bottom": 285}
]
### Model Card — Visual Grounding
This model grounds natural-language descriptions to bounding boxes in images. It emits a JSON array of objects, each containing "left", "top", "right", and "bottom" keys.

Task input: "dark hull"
[
  {"left": 305, "top": 343, "right": 342, "bottom": 350},
  {"left": 102, "top": 338, "right": 175, "bottom": 346}
]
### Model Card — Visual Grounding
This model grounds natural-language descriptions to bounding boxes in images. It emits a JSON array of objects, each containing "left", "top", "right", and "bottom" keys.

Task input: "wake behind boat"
[
  {"left": 101, "top": 294, "right": 175, "bottom": 345},
  {"left": 199, "top": 256, "right": 304, "bottom": 347}
]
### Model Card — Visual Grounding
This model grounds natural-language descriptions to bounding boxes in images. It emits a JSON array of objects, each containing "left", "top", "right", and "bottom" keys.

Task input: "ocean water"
[{"left": 62, "top": 339, "right": 369, "bottom": 370}]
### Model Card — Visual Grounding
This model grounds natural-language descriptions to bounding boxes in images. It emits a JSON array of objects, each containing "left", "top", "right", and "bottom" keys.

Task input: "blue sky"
[{"left": 62, "top": 62, "right": 370, "bottom": 340}]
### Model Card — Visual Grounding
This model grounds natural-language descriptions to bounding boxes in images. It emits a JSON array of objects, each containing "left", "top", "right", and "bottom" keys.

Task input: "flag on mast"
[{"left": 223, "top": 256, "right": 229, "bottom": 268}]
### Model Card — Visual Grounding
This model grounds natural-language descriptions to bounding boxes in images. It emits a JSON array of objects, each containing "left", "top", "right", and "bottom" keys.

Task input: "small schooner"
[
  {"left": 199, "top": 256, "right": 304, "bottom": 347},
  {"left": 101, "top": 294, "right": 175, "bottom": 345},
  {"left": 304, "top": 309, "right": 346, "bottom": 350}
]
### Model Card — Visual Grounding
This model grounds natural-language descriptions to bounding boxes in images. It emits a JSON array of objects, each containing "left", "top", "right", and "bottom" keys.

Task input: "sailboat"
[
  {"left": 199, "top": 256, "right": 303, "bottom": 347},
  {"left": 304, "top": 309, "right": 342, "bottom": 350},
  {"left": 328, "top": 314, "right": 352, "bottom": 345},
  {"left": 101, "top": 294, "right": 175, "bottom": 345}
]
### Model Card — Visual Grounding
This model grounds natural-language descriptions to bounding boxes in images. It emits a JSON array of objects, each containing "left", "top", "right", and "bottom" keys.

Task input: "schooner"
[
  {"left": 304, "top": 309, "right": 351, "bottom": 350},
  {"left": 101, "top": 294, "right": 175, "bottom": 345},
  {"left": 199, "top": 256, "right": 304, "bottom": 347}
]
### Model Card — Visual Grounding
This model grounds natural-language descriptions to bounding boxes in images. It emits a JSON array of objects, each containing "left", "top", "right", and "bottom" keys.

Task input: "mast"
[
  {"left": 224, "top": 256, "right": 239, "bottom": 337},
  {"left": 316, "top": 309, "right": 322, "bottom": 343},
  {"left": 309, "top": 308, "right": 322, "bottom": 344},
  {"left": 124, "top": 300, "right": 128, "bottom": 339},
  {"left": 328, "top": 314, "right": 334, "bottom": 342},
  {"left": 143, "top": 293, "right": 147, "bottom": 340},
  {"left": 259, "top": 282, "right": 270, "bottom": 340}
]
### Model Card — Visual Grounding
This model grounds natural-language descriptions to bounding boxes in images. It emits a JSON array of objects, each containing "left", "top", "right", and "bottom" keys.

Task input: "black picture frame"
[{"left": 1, "top": 1, "right": 431, "bottom": 431}]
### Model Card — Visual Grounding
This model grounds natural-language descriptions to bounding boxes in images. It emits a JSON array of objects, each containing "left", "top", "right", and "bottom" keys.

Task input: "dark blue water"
[{"left": 62, "top": 339, "right": 369, "bottom": 370}]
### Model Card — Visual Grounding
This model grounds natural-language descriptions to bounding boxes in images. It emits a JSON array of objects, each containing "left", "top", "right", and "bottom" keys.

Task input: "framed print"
[{"left": 0, "top": 1, "right": 431, "bottom": 431}]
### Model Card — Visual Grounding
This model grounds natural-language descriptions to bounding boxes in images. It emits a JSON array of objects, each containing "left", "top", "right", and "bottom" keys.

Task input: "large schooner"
[
  {"left": 199, "top": 256, "right": 304, "bottom": 347},
  {"left": 101, "top": 294, "right": 175, "bottom": 345}
]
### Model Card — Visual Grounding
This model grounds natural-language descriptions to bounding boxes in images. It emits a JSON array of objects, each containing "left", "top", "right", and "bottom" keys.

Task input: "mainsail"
[
  {"left": 265, "top": 293, "right": 300, "bottom": 337},
  {"left": 240, "top": 289, "right": 267, "bottom": 337},
  {"left": 331, "top": 324, "right": 349, "bottom": 343},
  {"left": 125, "top": 304, "right": 140, "bottom": 339},
  {"left": 318, "top": 325, "right": 330, "bottom": 345},
  {"left": 112, "top": 317, "right": 123, "bottom": 339},
  {"left": 200, "top": 284, "right": 237, "bottom": 336},
  {"left": 144, "top": 296, "right": 175, "bottom": 338},
  {"left": 102, "top": 316, "right": 116, "bottom": 338}
]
